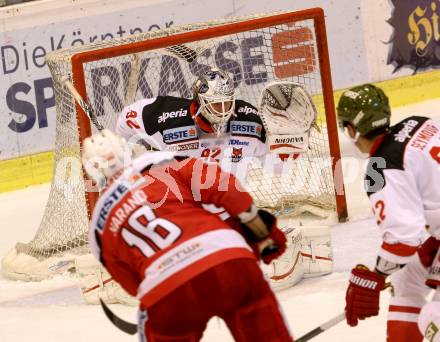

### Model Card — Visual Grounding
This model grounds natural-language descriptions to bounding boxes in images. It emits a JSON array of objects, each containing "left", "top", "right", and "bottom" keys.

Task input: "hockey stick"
[
  {"left": 99, "top": 298, "right": 138, "bottom": 335},
  {"left": 61, "top": 76, "right": 105, "bottom": 131},
  {"left": 164, "top": 44, "right": 198, "bottom": 62},
  {"left": 99, "top": 298, "right": 344, "bottom": 339},
  {"left": 124, "top": 53, "right": 142, "bottom": 107},
  {"left": 295, "top": 312, "right": 345, "bottom": 342}
]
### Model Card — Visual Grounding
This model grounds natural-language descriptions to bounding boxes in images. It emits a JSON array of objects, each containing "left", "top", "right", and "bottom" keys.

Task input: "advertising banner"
[
  {"left": 0, "top": 0, "right": 366, "bottom": 160},
  {"left": 388, "top": 0, "right": 440, "bottom": 72},
  {"left": 0, "top": 5, "right": 176, "bottom": 160}
]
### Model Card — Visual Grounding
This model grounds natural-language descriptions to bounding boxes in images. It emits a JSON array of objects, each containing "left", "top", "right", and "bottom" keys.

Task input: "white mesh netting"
[{"left": 2, "top": 10, "right": 344, "bottom": 280}]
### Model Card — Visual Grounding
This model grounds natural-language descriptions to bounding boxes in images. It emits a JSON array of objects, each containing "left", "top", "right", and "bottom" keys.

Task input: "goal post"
[{"left": 1, "top": 8, "right": 347, "bottom": 281}]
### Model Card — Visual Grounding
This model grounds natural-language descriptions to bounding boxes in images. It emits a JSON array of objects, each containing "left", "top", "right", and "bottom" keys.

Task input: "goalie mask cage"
[{"left": 2, "top": 8, "right": 347, "bottom": 281}]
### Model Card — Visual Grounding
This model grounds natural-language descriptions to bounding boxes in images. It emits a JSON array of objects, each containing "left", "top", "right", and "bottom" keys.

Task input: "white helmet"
[
  {"left": 82, "top": 129, "right": 128, "bottom": 187},
  {"left": 192, "top": 68, "right": 236, "bottom": 131}
]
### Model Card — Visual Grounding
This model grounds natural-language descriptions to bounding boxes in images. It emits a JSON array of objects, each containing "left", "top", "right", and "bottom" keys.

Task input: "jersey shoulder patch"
[
  {"left": 372, "top": 116, "right": 429, "bottom": 169},
  {"left": 365, "top": 116, "right": 429, "bottom": 196},
  {"left": 142, "top": 96, "right": 195, "bottom": 136},
  {"left": 234, "top": 99, "right": 260, "bottom": 119},
  {"left": 231, "top": 100, "right": 265, "bottom": 141}
]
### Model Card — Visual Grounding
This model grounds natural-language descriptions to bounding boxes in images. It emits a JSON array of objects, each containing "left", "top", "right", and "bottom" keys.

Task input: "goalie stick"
[
  {"left": 63, "top": 74, "right": 133, "bottom": 334},
  {"left": 61, "top": 43, "right": 195, "bottom": 132},
  {"left": 99, "top": 298, "right": 138, "bottom": 335},
  {"left": 295, "top": 312, "right": 345, "bottom": 342},
  {"left": 61, "top": 76, "right": 104, "bottom": 131}
]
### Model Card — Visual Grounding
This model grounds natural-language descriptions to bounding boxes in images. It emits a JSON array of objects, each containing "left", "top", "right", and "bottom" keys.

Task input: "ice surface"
[{"left": 1, "top": 99, "right": 439, "bottom": 341}]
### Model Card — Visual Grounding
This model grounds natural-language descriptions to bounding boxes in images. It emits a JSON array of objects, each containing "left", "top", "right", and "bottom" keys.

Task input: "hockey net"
[{"left": 2, "top": 8, "right": 346, "bottom": 280}]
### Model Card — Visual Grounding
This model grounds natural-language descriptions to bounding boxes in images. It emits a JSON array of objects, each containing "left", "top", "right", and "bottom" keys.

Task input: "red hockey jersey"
[{"left": 88, "top": 151, "right": 256, "bottom": 307}]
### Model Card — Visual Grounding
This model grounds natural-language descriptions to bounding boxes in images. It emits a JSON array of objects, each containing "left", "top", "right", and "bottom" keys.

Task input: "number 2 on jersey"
[
  {"left": 121, "top": 206, "right": 182, "bottom": 257},
  {"left": 201, "top": 147, "right": 221, "bottom": 161},
  {"left": 125, "top": 110, "right": 141, "bottom": 129},
  {"left": 373, "top": 200, "right": 386, "bottom": 225}
]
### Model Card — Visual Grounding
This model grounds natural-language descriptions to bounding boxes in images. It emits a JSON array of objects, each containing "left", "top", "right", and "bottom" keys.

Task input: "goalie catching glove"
[
  {"left": 345, "top": 264, "right": 387, "bottom": 327},
  {"left": 259, "top": 82, "right": 317, "bottom": 157},
  {"left": 239, "top": 207, "right": 287, "bottom": 264}
]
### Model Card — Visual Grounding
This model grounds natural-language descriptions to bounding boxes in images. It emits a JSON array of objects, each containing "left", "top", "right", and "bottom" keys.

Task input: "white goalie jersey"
[
  {"left": 115, "top": 95, "right": 270, "bottom": 180},
  {"left": 115, "top": 82, "right": 318, "bottom": 170}
]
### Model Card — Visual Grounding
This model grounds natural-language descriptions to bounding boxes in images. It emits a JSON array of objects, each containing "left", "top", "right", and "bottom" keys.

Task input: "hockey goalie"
[{"left": 76, "top": 70, "right": 333, "bottom": 304}]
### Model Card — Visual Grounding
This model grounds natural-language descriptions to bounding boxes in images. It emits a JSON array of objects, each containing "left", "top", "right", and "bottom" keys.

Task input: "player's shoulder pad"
[
  {"left": 231, "top": 99, "right": 265, "bottom": 141},
  {"left": 117, "top": 99, "right": 155, "bottom": 138},
  {"left": 372, "top": 116, "right": 429, "bottom": 169},
  {"left": 234, "top": 99, "right": 260, "bottom": 121},
  {"left": 365, "top": 116, "right": 429, "bottom": 196},
  {"left": 142, "top": 96, "right": 194, "bottom": 136}
]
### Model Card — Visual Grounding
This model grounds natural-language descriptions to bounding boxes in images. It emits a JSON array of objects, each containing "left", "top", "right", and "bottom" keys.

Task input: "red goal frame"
[{"left": 70, "top": 7, "right": 348, "bottom": 222}]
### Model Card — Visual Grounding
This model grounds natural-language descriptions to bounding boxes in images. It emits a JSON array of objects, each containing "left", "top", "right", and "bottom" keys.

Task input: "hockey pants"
[
  {"left": 387, "top": 237, "right": 439, "bottom": 342},
  {"left": 138, "top": 258, "right": 292, "bottom": 342}
]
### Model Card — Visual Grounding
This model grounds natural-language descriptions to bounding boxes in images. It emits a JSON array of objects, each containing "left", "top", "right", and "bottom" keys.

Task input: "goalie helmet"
[
  {"left": 82, "top": 129, "right": 128, "bottom": 187},
  {"left": 337, "top": 84, "right": 391, "bottom": 136},
  {"left": 192, "top": 68, "right": 235, "bottom": 131}
]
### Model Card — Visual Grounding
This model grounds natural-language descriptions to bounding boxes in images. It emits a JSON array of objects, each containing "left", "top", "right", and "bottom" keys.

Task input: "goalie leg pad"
[
  {"left": 261, "top": 223, "right": 333, "bottom": 290},
  {"left": 300, "top": 225, "right": 333, "bottom": 277},
  {"left": 261, "top": 227, "right": 304, "bottom": 291},
  {"left": 75, "top": 254, "right": 138, "bottom": 306}
]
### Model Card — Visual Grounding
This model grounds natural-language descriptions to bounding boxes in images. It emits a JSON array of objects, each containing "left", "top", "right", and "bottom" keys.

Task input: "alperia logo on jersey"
[
  {"left": 237, "top": 105, "right": 258, "bottom": 115},
  {"left": 394, "top": 119, "right": 418, "bottom": 142},
  {"left": 158, "top": 108, "right": 188, "bottom": 123},
  {"left": 163, "top": 125, "right": 197, "bottom": 143}
]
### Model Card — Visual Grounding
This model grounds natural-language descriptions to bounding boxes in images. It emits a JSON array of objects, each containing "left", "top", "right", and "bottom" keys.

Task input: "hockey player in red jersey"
[
  {"left": 113, "top": 67, "right": 323, "bottom": 291},
  {"left": 82, "top": 129, "right": 292, "bottom": 342},
  {"left": 337, "top": 84, "right": 440, "bottom": 341}
]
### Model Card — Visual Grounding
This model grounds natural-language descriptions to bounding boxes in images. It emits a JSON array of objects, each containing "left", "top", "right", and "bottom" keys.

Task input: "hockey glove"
[
  {"left": 259, "top": 227, "right": 287, "bottom": 264},
  {"left": 345, "top": 264, "right": 386, "bottom": 327},
  {"left": 251, "top": 210, "right": 287, "bottom": 264}
]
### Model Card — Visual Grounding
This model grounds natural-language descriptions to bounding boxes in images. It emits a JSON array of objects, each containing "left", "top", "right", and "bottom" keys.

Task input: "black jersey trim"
[
  {"left": 365, "top": 116, "right": 429, "bottom": 196},
  {"left": 142, "top": 96, "right": 194, "bottom": 136},
  {"left": 233, "top": 100, "right": 266, "bottom": 142}
]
